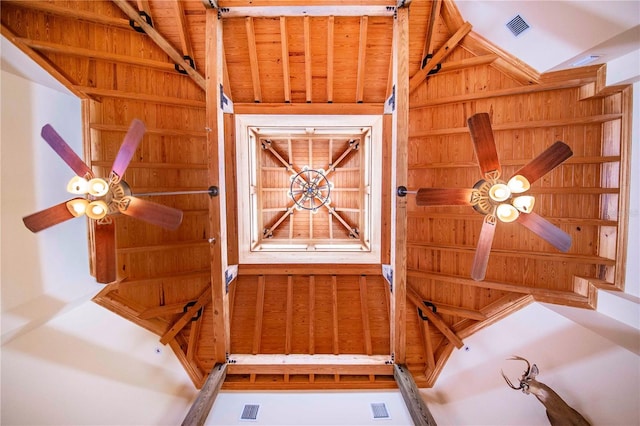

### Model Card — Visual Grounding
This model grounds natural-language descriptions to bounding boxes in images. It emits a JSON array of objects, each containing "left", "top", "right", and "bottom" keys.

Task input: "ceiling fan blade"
[
  {"left": 511, "top": 141, "right": 573, "bottom": 184},
  {"left": 41, "top": 124, "right": 92, "bottom": 177},
  {"left": 471, "top": 216, "right": 497, "bottom": 281},
  {"left": 416, "top": 188, "right": 475, "bottom": 206},
  {"left": 94, "top": 221, "right": 117, "bottom": 284},
  {"left": 111, "top": 119, "right": 146, "bottom": 178},
  {"left": 119, "top": 196, "right": 183, "bottom": 230},
  {"left": 22, "top": 198, "right": 81, "bottom": 232},
  {"left": 516, "top": 211, "right": 571, "bottom": 252},
  {"left": 467, "top": 113, "right": 501, "bottom": 177}
]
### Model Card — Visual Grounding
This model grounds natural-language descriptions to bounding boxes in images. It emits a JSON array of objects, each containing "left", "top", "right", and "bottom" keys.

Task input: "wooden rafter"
[
  {"left": 308, "top": 275, "right": 316, "bottom": 354},
  {"left": 407, "top": 287, "right": 464, "bottom": 349},
  {"left": 160, "top": 286, "right": 212, "bottom": 345},
  {"left": 324, "top": 204, "right": 358, "bottom": 238},
  {"left": 394, "top": 364, "right": 437, "bottom": 426},
  {"left": 181, "top": 364, "right": 227, "bottom": 426},
  {"left": 3, "top": 0, "right": 130, "bottom": 28},
  {"left": 359, "top": 276, "right": 373, "bottom": 355},
  {"left": 327, "top": 16, "right": 335, "bottom": 103},
  {"left": 285, "top": 275, "right": 293, "bottom": 354},
  {"left": 253, "top": 275, "right": 266, "bottom": 354},
  {"left": 280, "top": 17, "right": 291, "bottom": 103},
  {"left": 245, "top": 17, "right": 262, "bottom": 102},
  {"left": 304, "top": 16, "right": 312, "bottom": 103},
  {"left": 172, "top": 0, "right": 195, "bottom": 63},
  {"left": 356, "top": 16, "right": 368, "bottom": 103},
  {"left": 332, "top": 275, "right": 340, "bottom": 354},
  {"left": 421, "top": 0, "right": 442, "bottom": 68},
  {"left": 111, "top": 0, "right": 205, "bottom": 90},
  {"left": 408, "top": 21, "right": 472, "bottom": 94}
]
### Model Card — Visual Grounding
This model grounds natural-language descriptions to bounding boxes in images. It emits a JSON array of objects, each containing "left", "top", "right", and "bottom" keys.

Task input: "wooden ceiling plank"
[
  {"left": 394, "top": 364, "right": 438, "bottom": 426},
  {"left": 309, "top": 275, "right": 316, "bottom": 355},
  {"left": 420, "top": 0, "right": 442, "bottom": 67},
  {"left": 327, "top": 16, "right": 335, "bottom": 103},
  {"left": 285, "top": 275, "right": 293, "bottom": 354},
  {"left": 118, "top": 241, "right": 209, "bottom": 254},
  {"left": 360, "top": 275, "right": 373, "bottom": 355},
  {"left": 111, "top": 0, "right": 205, "bottom": 90},
  {"left": 410, "top": 155, "right": 622, "bottom": 169},
  {"left": 181, "top": 364, "right": 227, "bottom": 426},
  {"left": 332, "top": 275, "right": 340, "bottom": 355},
  {"left": 89, "top": 123, "right": 207, "bottom": 138},
  {"left": 1, "top": 26, "right": 87, "bottom": 99},
  {"left": 408, "top": 21, "right": 472, "bottom": 94},
  {"left": 407, "top": 212, "right": 617, "bottom": 227},
  {"left": 17, "top": 38, "right": 176, "bottom": 72},
  {"left": 244, "top": 17, "right": 262, "bottom": 102},
  {"left": 304, "top": 16, "right": 312, "bottom": 103},
  {"left": 407, "top": 288, "right": 464, "bottom": 349},
  {"left": 252, "top": 275, "right": 266, "bottom": 354},
  {"left": 205, "top": 8, "right": 230, "bottom": 364},
  {"left": 172, "top": 0, "right": 195, "bottom": 61},
  {"left": 390, "top": 5, "right": 410, "bottom": 365},
  {"left": 280, "top": 17, "right": 292, "bottom": 103},
  {"left": 160, "top": 286, "right": 212, "bottom": 345},
  {"left": 3, "top": 0, "right": 130, "bottom": 28},
  {"left": 355, "top": 16, "right": 369, "bottom": 103}
]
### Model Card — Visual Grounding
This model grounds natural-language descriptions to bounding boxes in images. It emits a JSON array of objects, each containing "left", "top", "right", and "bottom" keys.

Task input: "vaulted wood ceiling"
[{"left": 2, "top": 0, "right": 632, "bottom": 390}]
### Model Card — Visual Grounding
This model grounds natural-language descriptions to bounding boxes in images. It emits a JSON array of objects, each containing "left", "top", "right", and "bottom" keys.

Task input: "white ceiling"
[{"left": 455, "top": 0, "right": 640, "bottom": 72}]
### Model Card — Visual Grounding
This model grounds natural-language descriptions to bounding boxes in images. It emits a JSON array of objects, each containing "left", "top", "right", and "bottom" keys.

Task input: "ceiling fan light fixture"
[
  {"left": 496, "top": 203, "right": 520, "bottom": 223},
  {"left": 87, "top": 178, "right": 110, "bottom": 197},
  {"left": 67, "top": 176, "right": 89, "bottom": 194},
  {"left": 66, "top": 198, "right": 89, "bottom": 217},
  {"left": 507, "top": 175, "right": 530, "bottom": 193},
  {"left": 513, "top": 195, "right": 536, "bottom": 213},
  {"left": 489, "top": 183, "right": 511, "bottom": 202},
  {"left": 86, "top": 200, "right": 109, "bottom": 219}
]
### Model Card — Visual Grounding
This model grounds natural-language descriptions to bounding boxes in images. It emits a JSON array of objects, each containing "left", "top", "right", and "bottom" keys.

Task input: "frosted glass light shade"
[
  {"left": 513, "top": 195, "right": 536, "bottom": 213},
  {"left": 496, "top": 203, "right": 520, "bottom": 223},
  {"left": 88, "top": 178, "right": 109, "bottom": 197},
  {"left": 66, "top": 199, "right": 89, "bottom": 217},
  {"left": 489, "top": 183, "right": 511, "bottom": 202},
  {"left": 67, "top": 176, "right": 88, "bottom": 194},
  {"left": 507, "top": 175, "right": 530, "bottom": 194},
  {"left": 86, "top": 200, "right": 108, "bottom": 219}
]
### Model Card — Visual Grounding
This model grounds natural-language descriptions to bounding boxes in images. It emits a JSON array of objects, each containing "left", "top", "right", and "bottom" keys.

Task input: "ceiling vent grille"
[
  {"left": 506, "top": 15, "right": 530, "bottom": 37},
  {"left": 240, "top": 404, "right": 260, "bottom": 421},
  {"left": 371, "top": 403, "right": 390, "bottom": 419}
]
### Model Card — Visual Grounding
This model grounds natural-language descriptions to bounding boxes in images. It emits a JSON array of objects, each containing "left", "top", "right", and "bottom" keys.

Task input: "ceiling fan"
[
  {"left": 399, "top": 112, "right": 573, "bottom": 281},
  {"left": 22, "top": 119, "right": 184, "bottom": 283}
]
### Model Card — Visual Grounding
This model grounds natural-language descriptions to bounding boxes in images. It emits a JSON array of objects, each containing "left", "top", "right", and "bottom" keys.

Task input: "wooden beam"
[
  {"left": 280, "top": 17, "right": 291, "bottom": 103},
  {"left": 309, "top": 275, "right": 316, "bottom": 354},
  {"left": 111, "top": 0, "right": 205, "bottom": 90},
  {"left": 421, "top": 320, "right": 436, "bottom": 372},
  {"left": 173, "top": 0, "right": 195, "bottom": 61},
  {"left": 394, "top": 364, "right": 438, "bottom": 426},
  {"left": 355, "top": 16, "right": 369, "bottom": 103},
  {"left": 238, "top": 263, "right": 383, "bottom": 276},
  {"left": 160, "top": 286, "right": 212, "bottom": 345},
  {"left": 245, "top": 17, "right": 262, "bottom": 102},
  {"left": 3, "top": 0, "right": 130, "bottom": 28},
  {"left": 407, "top": 288, "right": 464, "bottom": 349},
  {"left": 409, "top": 21, "right": 472, "bottom": 94},
  {"left": 217, "top": 5, "right": 395, "bottom": 18},
  {"left": 253, "top": 275, "right": 266, "bottom": 354},
  {"left": 285, "top": 275, "right": 293, "bottom": 354},
  {"left": 390, "top": 5, "right": 410, "bottom": 364},
  {"left": 332, "top": 276, "right": 340, "bottom": 354},
  {"left": 181, "top": 364, "right": 227, "bottom": 426},
  {"left": 327, "top": 16, "right": 335, "bottom": 103},
  {"left": 206, "top": 8, "right": 230, "bottom": 363},
  {"left": 359, "top": 276, "right": 373, "bottom": 355},
  {"left": 75, "top": 86, "right": 205, "bottom": 107},
  {"left": 233, "top": 102, "right": 384, "bottom": 115},
  {"left": 139, "top": 302, "right": 190, "bottom": 320},
  {"left": 304, "top": 16, "right": 312, "bottom": 103},
  {"left": 420, "top": 0, "right": 442, "bottom": 67}
]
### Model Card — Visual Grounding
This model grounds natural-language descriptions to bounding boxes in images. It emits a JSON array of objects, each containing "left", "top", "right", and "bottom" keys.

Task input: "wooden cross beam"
[
  {"left": 394, "top": 364, "right": 438, "bottom": 426},
  {"left": 160, "top": 286, "right": 212, "bottom": 345},
  {"left": 181, "top": 363, "right": 227, "bottom": 426}
]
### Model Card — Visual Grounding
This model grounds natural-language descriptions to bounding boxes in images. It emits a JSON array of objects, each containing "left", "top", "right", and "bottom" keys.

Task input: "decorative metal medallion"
[{"left": 288, "top": 167, "right": 332, "bottom": 212}]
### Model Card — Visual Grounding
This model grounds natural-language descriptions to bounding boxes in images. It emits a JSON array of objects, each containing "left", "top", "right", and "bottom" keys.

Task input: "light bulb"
[
  {"left": 88, "top": 178, "right": 109, "bottom": 197},
  {"left": 66, "top": 199, "right": 88, "bottom": 217},
  {"left": 86, "top": 200, "right": 108, "bottom": 219},
  {"left": 67, "top": 176, "right": 88, "bottom": 194},
  {"left": 489, "top": 183, "right": 511, "bottom": 202},
  {"left": 513, "top": 195, "right": 535, "bottom": 213},
  {"left": 507, "top": 175, "right": 530, "bottom": 194},
  {"left": 496, "top": 203, "right": 519, "bottom": 223}
]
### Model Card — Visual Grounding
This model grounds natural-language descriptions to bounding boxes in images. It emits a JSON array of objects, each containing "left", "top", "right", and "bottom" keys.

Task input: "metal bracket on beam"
[
  {"left": 417, "top": 301, "right": 437, "bottom": 321},
  {"left": 220, "top": 84, "right": 234, "bottom": 113},
  {"left": 384, "top": 85, "right": 396, "bottom": 114},
  {"left": 129, "top": 11, "right": 153, "bottom": 33},
  {"left": 175, "top": 55, "right": 196, "bottom": 75},
  {"left": 201, "top": 0, "right": 219, "bottom": 8}
]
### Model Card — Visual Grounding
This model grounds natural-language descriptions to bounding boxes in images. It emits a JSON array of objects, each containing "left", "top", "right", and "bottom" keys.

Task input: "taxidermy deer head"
[{"left": 501, "top": 356, "right": 590, "bottom": 426}]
